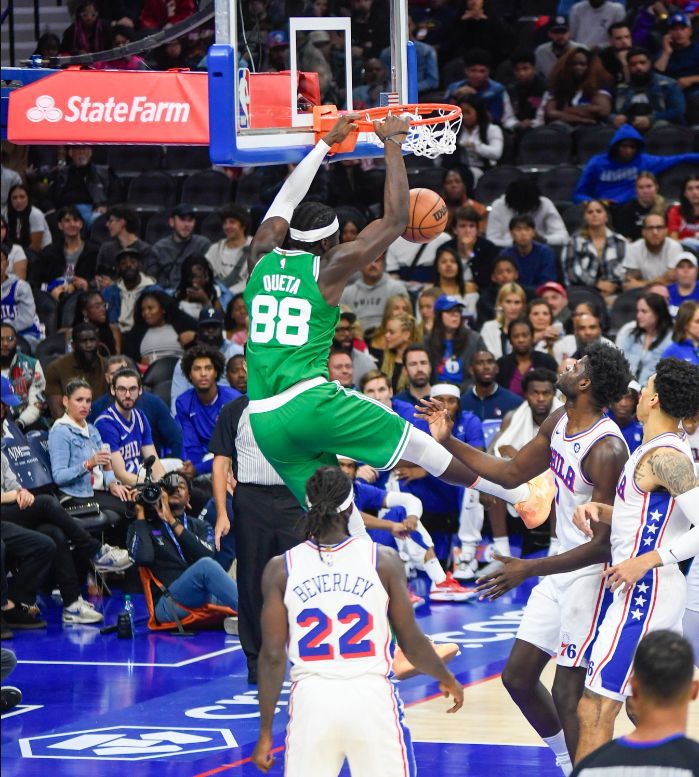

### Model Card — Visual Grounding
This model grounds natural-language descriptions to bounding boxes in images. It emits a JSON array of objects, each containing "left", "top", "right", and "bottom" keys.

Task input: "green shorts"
[{"left": 248, "top": 378, "right": 411, "bottom": 505}]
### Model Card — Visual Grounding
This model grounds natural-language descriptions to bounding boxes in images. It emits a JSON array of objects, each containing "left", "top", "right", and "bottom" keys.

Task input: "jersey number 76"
[{"left": 297, "top": 605, "right": 375, "bottom": 661}]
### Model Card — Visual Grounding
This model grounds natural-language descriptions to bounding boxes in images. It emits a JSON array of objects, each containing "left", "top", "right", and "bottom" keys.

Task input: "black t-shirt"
[
  {"left": 612, "top": 200, "right": 655, "bottom": 242},
  {"left": 571, "top": 734, "right": 699, "bottom": 776}
]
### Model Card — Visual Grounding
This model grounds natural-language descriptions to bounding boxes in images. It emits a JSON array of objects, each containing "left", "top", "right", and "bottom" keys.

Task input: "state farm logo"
[
  {"left": 25, "top": 95, "right": 190, "bottom": 124},
  {"left": 27, "top": 95, "right": 63, "bottom": 122}
]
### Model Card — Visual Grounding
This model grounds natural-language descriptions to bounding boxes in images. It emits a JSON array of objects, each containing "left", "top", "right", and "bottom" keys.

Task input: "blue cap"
[
  {"left": 267, "top": 30, "right": 289, "bottom": 48},
  {"left": 198, "top": 307, "right": 224, "bottom": 326},
  {"left": 434, "top": 295, "right": 465, "bottom": 313},
  {"left": 669, "top": 13, "right": 690, "bottom": 27},
  {"left": 1, "top": 376, "right": 21, "bottom": 407}
]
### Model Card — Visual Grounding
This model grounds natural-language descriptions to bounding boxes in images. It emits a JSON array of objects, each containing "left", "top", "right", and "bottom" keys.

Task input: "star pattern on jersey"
[
  {"left": 631, "top": 609, "right": 643, "bottom": 620},
  {"left": 636, "top": 582, "right": 649, "bottom": 593},
  {"left": 634, "top": 594, "right": 647, "bottom": 607},
  {"left": 649, "top": 509, "right": 663, "bottom": 522}
]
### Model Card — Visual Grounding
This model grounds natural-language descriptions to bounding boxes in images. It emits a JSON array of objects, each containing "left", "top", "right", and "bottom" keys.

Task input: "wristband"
[
  {"left": 384, "top": 131, "right": 408, "bottom": 146},
  {"left": 85, "top": 460, "right": 93, "bottom": 472}
]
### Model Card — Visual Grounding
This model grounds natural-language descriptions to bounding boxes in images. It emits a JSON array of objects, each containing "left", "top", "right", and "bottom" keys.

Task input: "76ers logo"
[{"left": 616, "top": 474, "right": 626, "bottom": 501}]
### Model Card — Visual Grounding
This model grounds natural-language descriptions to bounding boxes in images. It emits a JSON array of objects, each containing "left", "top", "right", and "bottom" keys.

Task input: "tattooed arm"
[{"left": 603, "top": 446, "right": 698, "bottom": 593}]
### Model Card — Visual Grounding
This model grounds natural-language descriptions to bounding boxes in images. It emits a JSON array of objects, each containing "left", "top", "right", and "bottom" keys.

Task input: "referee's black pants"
[{"left": 233, "top": 484, "right": 306, "bottom": 675}]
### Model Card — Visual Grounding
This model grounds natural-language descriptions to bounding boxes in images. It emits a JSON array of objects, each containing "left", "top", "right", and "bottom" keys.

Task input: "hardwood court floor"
[{"left": 2, "top": 576, "right": 697, "bottom": 777}]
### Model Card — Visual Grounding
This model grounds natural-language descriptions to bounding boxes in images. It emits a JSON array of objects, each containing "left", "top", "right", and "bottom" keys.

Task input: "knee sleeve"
[{"left": 402, "top": 427, "right": 452, "bottom": 477}]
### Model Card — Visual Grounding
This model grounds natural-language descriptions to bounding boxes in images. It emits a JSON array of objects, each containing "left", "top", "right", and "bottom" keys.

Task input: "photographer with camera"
[
  {"left": 94, "top": 368, "right": 170, "bottom": 486},
  {"left": 127, "top": 473, "right": 238, "bottom": 628}
]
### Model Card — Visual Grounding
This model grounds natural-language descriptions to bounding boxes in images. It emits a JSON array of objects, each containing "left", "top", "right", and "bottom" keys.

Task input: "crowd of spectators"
[{"left": 1, "top": 1, "right": 698, "bottom": 680}]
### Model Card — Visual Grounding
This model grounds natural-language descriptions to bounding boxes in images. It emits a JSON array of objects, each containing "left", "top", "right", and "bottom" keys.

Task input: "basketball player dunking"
[
  {"left": 215, "top": 114, "right": 554, "bottom": 549},
  {"left": 419, "top": 344, "right": 632, "bottom": 775},
  {"left": 571, "top": 358, "right": 699, "bottom": 763},
  {"left": 251, "top": 466, "right": 463, "bottom": 776}
]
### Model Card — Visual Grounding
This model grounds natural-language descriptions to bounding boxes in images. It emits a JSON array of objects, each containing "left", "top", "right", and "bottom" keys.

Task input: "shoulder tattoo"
[{"left": 646, "top": 449, "right": 697, "bottom": 497}]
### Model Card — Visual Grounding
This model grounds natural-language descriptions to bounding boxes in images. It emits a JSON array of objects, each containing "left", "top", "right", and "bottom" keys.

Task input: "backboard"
[{"left": 208, "top": 0, "right": 416, "bottom": 167}]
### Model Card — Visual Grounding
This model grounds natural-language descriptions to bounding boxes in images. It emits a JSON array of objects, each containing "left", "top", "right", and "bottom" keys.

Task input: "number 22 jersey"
[
  {"left": 284, "top": 538, "right": 393, "bottom": 681},
  {"left": 244, "top": 248, "right": 340, "bottom": 400}
]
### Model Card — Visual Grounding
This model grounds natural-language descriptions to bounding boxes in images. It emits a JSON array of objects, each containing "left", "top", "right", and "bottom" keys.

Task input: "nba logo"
[{"left": 238, "top": 68, "right": 250, "bottom": 130}]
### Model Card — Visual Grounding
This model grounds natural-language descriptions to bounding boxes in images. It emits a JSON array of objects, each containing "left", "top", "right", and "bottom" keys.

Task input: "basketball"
[{"left": 403, "top": 188, "right": 449, "bottom": 244}]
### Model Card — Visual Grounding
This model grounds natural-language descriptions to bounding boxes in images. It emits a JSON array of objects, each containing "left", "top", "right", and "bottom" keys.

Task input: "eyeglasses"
[{"left": 114, "top": 386, "right": 140, "bottom": 395}]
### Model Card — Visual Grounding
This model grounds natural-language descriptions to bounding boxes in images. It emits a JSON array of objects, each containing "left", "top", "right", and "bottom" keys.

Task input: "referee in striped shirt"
[{"left": 210, "top": 395, "right": 305, "bottom": 685}]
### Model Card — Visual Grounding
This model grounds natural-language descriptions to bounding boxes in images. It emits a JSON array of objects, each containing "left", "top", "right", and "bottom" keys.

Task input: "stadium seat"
[
  {"left": 33, "top": 290, "right": 58, "bottom": 338},
  {"left": 609, "top": 288, "right": 644, "bottom": 335},
  {"left": 181, "top": 170, "right": 233, "bottom": 211},
  {"left": 200, "top": 211, "right": 225, "bottom": 243},
  {"left": 658, "top": 162, "right": 697, "bottom": 201},
  {"left": 573, "top": 126, "right": 616, "bottom": 164},
  {"left": 473, "top": 165, "right": 527, "bottom": 205},
  {"left": 162, "top": 146, "right": 212, "bottom": 176},
  {"left": 106, "top": 145, "right": 165, "bottom": 177},
  {"left": 538, "top": 165, "right": 582, "bottom": 205},
  {"left": 560, "top": 203, "right": 585, "bottom": 234},
  {"left": 128, "top": 172, "right": 177, "bottom": 212},
  {"left": 152, "top": 380, "right": 173, "bottom": 409},
  {"left": 517, "top": 0, "right": 557, "bottom": 17},
  {"left": 139, "top": 567, "right": 236, "bottom": 632},
  {"left": 144, "top": 211, "right": 173, "bottom": 245},
  {"left": 35, "top": 332, "right": 67, "bottom": 372},
  {"left": 89, "top": 212, "right": 111, "bottom": 243},
  {"left": 408, "top": 167, "right": 445, "bottom": 193},
  {"left": 645, "top": 125, "right": 694, "bottom": 156},
  {"left": 516, "top": 126, "right": 572, "bottom": 169},
  {"left": 143, "top": 356, "right": 179, "bottom": 388},
  {"left": 234, "top": 170, "right": 265, "bottom": 207}
]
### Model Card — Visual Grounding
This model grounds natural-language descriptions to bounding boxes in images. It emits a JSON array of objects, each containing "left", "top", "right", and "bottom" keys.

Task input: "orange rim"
[{"left": 352, "top": 103, "right": 461, "bottom": 129}]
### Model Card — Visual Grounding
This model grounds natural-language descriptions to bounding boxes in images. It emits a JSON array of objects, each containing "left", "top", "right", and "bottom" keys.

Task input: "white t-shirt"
[
  {"left": 385, "top": 232, "right": 451, "bottom": 275},
  {"left": 205, "top": 236, "right": 252, "bottom": 291},
  {"left": 7, "top": 243, "right": 27, "bottom": 273},
  {"left": 140, "top": 325, "right": 183, "bottom": 363},
  {"left": 1, "top": 205, "right": 52, "bottom": 248},
  {"left": 622, "top": 237, "right": 683, "bottom": 280}
]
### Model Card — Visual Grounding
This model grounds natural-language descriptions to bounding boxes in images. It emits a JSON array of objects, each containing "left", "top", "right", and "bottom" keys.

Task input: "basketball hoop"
[{"left": 313, "top": 103, "right": 462, "bottom": 159}]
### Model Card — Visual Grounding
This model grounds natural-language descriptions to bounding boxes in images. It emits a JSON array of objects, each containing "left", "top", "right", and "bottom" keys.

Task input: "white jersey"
[
  {"left": 610, "top": 432, "right": 693, "bottom": 566},
  {"left": 549, "top": 414, "right": 628, "bottom": 552},
  {"left": 681, "top": 422, "right": 699, "bottom": 476},
  {"left": 284, "top": 538, "right": 392, "bottom": 681}
]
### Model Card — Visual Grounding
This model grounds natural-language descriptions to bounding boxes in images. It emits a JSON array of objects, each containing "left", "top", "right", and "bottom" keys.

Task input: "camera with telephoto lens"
[{"left": 133, "top": 455, "right": 180, "bottom": 506}]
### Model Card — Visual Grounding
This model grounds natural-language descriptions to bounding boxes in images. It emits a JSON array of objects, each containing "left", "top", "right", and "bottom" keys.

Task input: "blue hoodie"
[{"left": 573, "top": 125, "right": 699, "bottom": 205}]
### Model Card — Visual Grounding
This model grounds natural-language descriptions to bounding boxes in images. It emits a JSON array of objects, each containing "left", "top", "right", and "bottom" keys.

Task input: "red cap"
[{"left": 536, "top": 281, "right": 568, "bottom": 300}]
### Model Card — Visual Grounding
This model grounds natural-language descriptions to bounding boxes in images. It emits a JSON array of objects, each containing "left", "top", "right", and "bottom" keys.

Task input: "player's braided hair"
[
  {"left": 581, "top": 342, "right": 632, "bottom": 409},
  {"left": 654, "top": 358, "right": 699, "bottom": 421},
  {"left": 305, "top": 466, "right": 353, "bottom": 553},
  {"left": 288, "top": 201, "right": 338, "bottom": 252}
]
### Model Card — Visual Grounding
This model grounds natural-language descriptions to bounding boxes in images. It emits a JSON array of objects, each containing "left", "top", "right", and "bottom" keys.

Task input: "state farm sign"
[{"left": 8, "top": 68, "right": 209, "bottom": 144}]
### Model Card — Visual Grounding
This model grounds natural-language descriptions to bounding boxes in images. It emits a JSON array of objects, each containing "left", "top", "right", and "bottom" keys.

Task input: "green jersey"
[{"left": 244, "top": 247, "right": 340, "bottom": 400}]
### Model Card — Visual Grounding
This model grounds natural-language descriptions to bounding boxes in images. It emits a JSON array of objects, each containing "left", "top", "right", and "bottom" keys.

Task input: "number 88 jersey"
[
  {"left": 284, "top": 538, "right": 393, "bottom": 681},
  {"left": 244, "top": 248, "right": 340, "bottom": 400}
]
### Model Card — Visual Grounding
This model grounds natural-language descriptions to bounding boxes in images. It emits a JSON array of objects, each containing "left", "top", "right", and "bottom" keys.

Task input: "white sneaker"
[
  {"left": 93, "top": 544, "right": 133, "bottom": 572},
  {"left": 224, "top": 616, "right": 238, "bottom": 635},
  {"left": 63, "top": 596, "right": 104, "bottom": 624},
  {"left": 452, "top": 550, "right": 479, "bottom": 581}
]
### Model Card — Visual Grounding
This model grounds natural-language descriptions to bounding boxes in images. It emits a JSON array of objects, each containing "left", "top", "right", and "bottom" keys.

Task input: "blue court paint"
[{"left": 1, "top": 577, "right": 563, "bottom": 777}]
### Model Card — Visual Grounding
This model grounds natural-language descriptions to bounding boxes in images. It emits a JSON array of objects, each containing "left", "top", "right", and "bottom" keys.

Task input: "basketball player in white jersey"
[
  {"left": 252, "top": 466, "right": 463, "bottom": 776},
  {"left": 419, "top": 343, "right": 632, "bottom": 775},
  {"left": 573, "top": 358, "right": 699, "bottom": 763},
  {"left": 680, "top": 414, "right": 699, "bottom": 661}
]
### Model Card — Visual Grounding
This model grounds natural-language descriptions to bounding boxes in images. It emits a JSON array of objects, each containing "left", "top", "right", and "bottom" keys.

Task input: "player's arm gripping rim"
[
  {"left": 476, "top": 434, "right": 628, "bottom": 601},
  {"left": 603, "top": 447, "right": 699, "bottom": 593},
  {"left": 247, "top": 115, "right": 362, "bottom": 272},
  {"left": 252, "top": 556, "right": 290, "bottom": 774}
]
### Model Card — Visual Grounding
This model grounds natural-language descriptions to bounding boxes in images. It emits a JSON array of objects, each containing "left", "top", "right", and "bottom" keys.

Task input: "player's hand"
[
  {"left": 572, "top": 502, "right": 601, "bottom": 538},
  {"left": 374, "top": 114, "right": 411, "bottom": 144},
  {"left": 17, "top": 488, "right": 35, "bottom": 509},
  {"left": 356, "top": 464, "right": 378, "bottom": 483},
  {"left": 415, "top": 398, "right": 454, "bottom": 444},
  {"left": 389, "top": 521, "right": 410, "bottom": 539},
  {"left": 439, "top": 674, "right": 463, "bottom": 713},
  {"left": 602, "top": 553, "right": 660, "bottom": 594},
  {"left": 252, "top": 731, "right": 275, "bottom": 773},
  {"left": 475, "top": 554, "right": 531, "bottom": 600},
  {"left": 323, "top": 114, "right": 360, "bottom": 147},
  {"left": 394, "top": 464, "right": 427, "bottom": 484},
  {"left": 403, "top": 515, "right": 418, "bottom": 532},
  {"left": 215, "top": 514, "right": 230, "bottom": 551}
]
